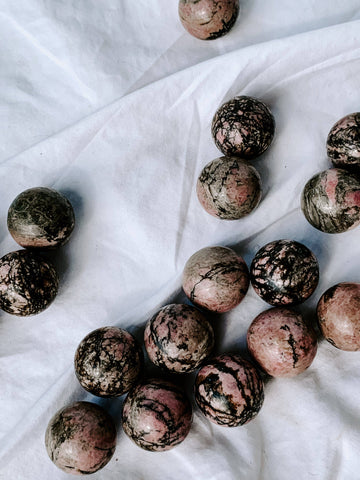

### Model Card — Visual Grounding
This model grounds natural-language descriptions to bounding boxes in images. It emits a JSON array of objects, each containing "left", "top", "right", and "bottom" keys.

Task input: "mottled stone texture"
[
  {"left": 122, "top": 379, "right": 192, "bottom": 451},
  {"left": 0, "top": 250, "right": 59, "bottom": 316},
  {"left": 74, "top": 326, "right": 143, "bottom": 397},
  {"left": 182, "top": 246, "right": 249, "bottom": 313},
  {"left": 247, "top": 307, "right": 318, "bottom": 377},
  {"left": 7, "top": 187, "right": 75, "bottom": 249},
  {"left": 179, "top": 0, "right": 239, "bottom": 40},
  {"left": 45, "top": 401, "right": 116, "bottom": 475},
  {"left": 327, "top": 113, "right": 360, "bottom": 169},
  {"left": 301, "top": 168, "right": 360, "bottom": 234},
  {"left": 317, "top": 282, "right": 360, "bottom": 351},
  {"left": 211, "top": 96, "right": 275, "bottom": 160},
  {"left": 194, "top": 353, "right": 264, "bottom": 427},
  {"left": 144, "top": 303, "right": 214, "bottom": 373},
  {"left": 250, "top": 239, "right": 319, "bottom": 306},
  {"left": 197, "top": 156, "right": 262, "bottom": 220}
]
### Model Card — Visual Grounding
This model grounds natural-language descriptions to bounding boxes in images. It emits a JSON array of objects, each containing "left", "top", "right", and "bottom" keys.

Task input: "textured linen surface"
[{"left": 1, "top": 1, "right": 360, "bottom": 479}]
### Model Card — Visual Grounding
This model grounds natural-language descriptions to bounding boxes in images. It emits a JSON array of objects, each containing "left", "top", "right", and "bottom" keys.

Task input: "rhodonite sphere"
[
  {"left": 45, "top": 401, "right": 116, "bottom": 475},
  {"left": 196, "top": 156, "right": 262, "bottom": 219},
  {"left": 301, "top": 168, "right": 360, "bottom": 233},
  {"left": 0, "top": 250, "right": 59, "bottom": 315},
  {"left": 7, "top": 187, "right": 75, "bottom": 249},
  {"left": 122, "top": 379, "right": 192, "bottom": 451},
  {"left": 178, "top": 0, "right": 239, "bottom": 40},
  {"left": 327, "top": 113, "right": 360, "bottom": 169},
  {"left": 144, "top": 303, "right": 214, "bottom": 373},
  {"left": 74, "top": 327, "right": 143, "bottom": 397},
  {"left": 211, "top": 96, "right": 275, "bottom": 160},
  {"left": 182, "top": 246, "right": 249, "bottom": 313},
  {"left": 247, "top": 307, "right": 318, "bottom": 377},
  {"left": 317, "top": 282, "right": 360, "bottom": 351},
  {"left": 250, "top": 240, "right": 319, "bottom": 306},
  {"left": 194, "top": 353, "right": 264, "bottom": 427}
]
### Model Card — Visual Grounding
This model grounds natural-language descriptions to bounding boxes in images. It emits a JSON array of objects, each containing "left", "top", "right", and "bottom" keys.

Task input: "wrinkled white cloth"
[{"left": 1, "top": 1, "right": 360, "bottom": 479}]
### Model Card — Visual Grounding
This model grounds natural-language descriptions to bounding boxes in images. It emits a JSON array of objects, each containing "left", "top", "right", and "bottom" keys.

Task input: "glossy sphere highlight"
[
  {"left": 247, "top": 307, "right": 318, "bottom": 377},
  {"left": 317, "top": 282, "right": 360, "bottom": 351},
  {"left": 182, "top": 246, "right": 249, "bottom": 313},
  {"left": 74, "top": 327, "right": 143, "bottom": 397},
  {"left": 197, "top": 156, "right": 262, "bottom": 220},
  {"left": 178, "top": 0, "right": 239, "bottom": 40},
  {"left": 327, "top": 113, "right": 360, "bottom": 169},
  {"left": 7, "top": 187, "right": 75, "bottom": 248},
  {"left": 0, "top": 250, "right": 58, "bottom": 316},
  {"left": 301, "top": 168, "right": 360, "bottom": 233},
  {"left": 122, "top": 379, "right": 192, "bottom": 451},
  {"left": 45, "top": 401, "right": 116, "bottom": 475},
  {"left": 250, "top": 240, "right": 319, "bottom": 306},
  {"left": 144, "top": 303, "right": 214, "bottom": 373},
  {"left": 211, "top": 96, "right": 275, "bottom": 160},
  {"left": 195, "top": 354, "right": 264, "bottom": 427}
]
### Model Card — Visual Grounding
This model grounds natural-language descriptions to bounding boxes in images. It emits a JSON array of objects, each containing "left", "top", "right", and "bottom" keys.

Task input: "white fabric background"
[{"left": 1, "top": 1, "right": 360, "bottom": 479}]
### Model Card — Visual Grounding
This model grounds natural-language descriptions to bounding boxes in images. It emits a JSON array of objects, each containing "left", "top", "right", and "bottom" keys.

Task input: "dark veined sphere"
[
  {"left": 122, "top": 379, "right": 192, "bottom": 451},
  {"left": 327, "top": 113, "right": 360, "bottom": 169},
  {"left": 194, "top": 353, "right": 264, "bottom": 427},
  {"left": 211, "top": 96, "right": 275, "bottom": 160},
  {"left": 317, "top": 282, "right": 360, "bottom": 351},
  {"left": 182, "top": 246, "right": 249, "bottom": 313},
  {"left": 196, "top": 156, "right": 262, "bottom": 220},
  {"left": 144, "top": 303, "right": 214, "bottom": 373},
  {"left": 0, "top": 250, "right": 59, "bottom": 316},
  {"left": 74, "top": 326, "right": 143, "bottom": 397},
  {"left": 250, "top": 240, "right": 319, "bottom": 306},
  {"left": 301, "top": 168, "right": 360, "bottom": 233},
  {"left": 178, "top": 0, "right": 239, "bottom": 40},
  {"left": 7, "top": 187, "right": 75, "bottom": 249},
  {"left": 247, "top": 307, "right": 318, "bottom": 377},
  {"left": 45, "top": 401, "right": 116, "bottom": 475}
]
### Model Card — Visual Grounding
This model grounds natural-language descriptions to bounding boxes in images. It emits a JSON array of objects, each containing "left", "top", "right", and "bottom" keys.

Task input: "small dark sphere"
[
  {"left": 7, "top": 187, "right": 75, "bottom": 249},
  {"left": 45, "top": 401, "right": 117, "bottom": 475},
  {"left": 211, "top": 96, "right": 275, "bottom": 160},
  {"left": 74, "top": 326, "right": 143, "bottom": 397},
  {"left": 0, "top": 250, "right": 59, "bottom": 316},
  {"left": 301, "top": 168, "right": 360, "bottom": 234},
  {"left": 250, "top": 239, "right": 319, "bottom": 306},
  {"left": 327, "top": 113, "right": 360, "bottom": 169},
  {"left": 194, "top": 353, "right": 264, "bottom": 427}
]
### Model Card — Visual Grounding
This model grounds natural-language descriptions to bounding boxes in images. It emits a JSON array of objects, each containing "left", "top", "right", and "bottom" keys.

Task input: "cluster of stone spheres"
[
  {"left": 1, "top": 96, "right": 358, "bottom": 475},
  {"left": 4, "top": 3, "right": 360, "bottom": 473}
]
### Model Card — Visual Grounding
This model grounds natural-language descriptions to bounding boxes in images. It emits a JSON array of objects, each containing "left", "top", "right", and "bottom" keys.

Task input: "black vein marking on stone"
[
  {"left": 280, "top": 324, "right": 299, "bottom": 368},
  {"left": 0, "top": 250, "right": 59, "bottom": 315},
  {"left": 195, "top": 356, "right": 263, "bottom": 427},
  {"left": 250, "top": 240, "right": 319, "bottom": 306},
  {"left": 211, "top": 96, "right": 275, "bottom": 159},
  {"left": 207, "top": 2, "right": 239, "bottom": 40},
  {"left": 75, "top": 327, "right": 143, "bottom": 397}
]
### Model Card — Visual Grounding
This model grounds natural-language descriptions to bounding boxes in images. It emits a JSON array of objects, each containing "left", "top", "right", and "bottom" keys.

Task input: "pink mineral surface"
[
  {"left": 317, "top": 282, "right": 360, "bottom": 351},
  {"left": 247, "top": 307, "right": 318, "bottom": 377},
  {"left": 182, "top": 245, "right": 249, "bottom": 312}
]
